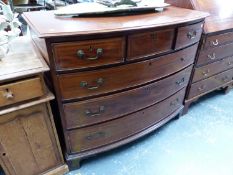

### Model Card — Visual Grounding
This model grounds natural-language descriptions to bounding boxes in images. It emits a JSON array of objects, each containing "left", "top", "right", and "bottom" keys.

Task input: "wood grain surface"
[{"left": 22, "top": 7, "right": 208, "bottom": 38}]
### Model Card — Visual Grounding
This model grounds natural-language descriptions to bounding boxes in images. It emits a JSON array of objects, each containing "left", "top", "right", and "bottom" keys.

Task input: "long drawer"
[
  {"left": 52, "top": 37, "right": 125, "bottom": 71},
  {"left": 204, "top": 31, "right": 233, "bottom": 49},
  {"left": 58, "top": 44, "right": 198, "bottom": 100},
  {"left": 187, "top": 68, "right": 233, "bottom": 100},
  {"left": 0, "top": 77, "right": 44, "bottom": 108},
  {"left": 67, "top": 88, "right": 186, "bottom": 153},
  {"left": 192, "top": 55, "right": 233, "bottom": 82},
  {"left": 63, "top": 66, "right": 192, "bottom": 129},
  {"left": 197, "top": 42, "right": 233, "bottom": 66}
]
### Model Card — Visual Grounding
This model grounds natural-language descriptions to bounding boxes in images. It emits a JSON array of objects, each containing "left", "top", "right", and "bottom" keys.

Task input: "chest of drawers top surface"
[{"left": 22, "top": 6, "right": 208, "bottom": 38}]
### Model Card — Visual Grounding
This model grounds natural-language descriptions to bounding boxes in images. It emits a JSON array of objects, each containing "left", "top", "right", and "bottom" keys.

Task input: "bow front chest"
[{"left": 23, "top": 7, "right": 208, "bottom": 168}]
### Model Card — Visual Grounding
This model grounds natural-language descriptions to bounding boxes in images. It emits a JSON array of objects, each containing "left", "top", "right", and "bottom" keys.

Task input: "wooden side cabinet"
[{"left": 0, "top": 37, "right": 68, "bottom": 175}]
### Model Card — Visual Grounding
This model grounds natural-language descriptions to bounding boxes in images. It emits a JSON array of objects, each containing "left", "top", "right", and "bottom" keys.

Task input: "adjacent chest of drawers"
[
  {"left": 23, "top": 7, "right": 208, "bottom": 169},
  {"left": 184, "top": 32, "right": 233, "bottom": 113},
  {"left": 0, "top": 37, "right": 68, "bottom": 175},
  {"left": 167, "top": 0, "right": 233, "bottom": 114}
]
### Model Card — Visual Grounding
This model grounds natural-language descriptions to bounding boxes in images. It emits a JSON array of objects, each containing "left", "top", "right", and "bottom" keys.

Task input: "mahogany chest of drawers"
[
  {"left": 22, "top": 7, "right": 208, "bottom": 168},
  {"left": 167, "top": 0, "right": 233, "bottom": 114}
]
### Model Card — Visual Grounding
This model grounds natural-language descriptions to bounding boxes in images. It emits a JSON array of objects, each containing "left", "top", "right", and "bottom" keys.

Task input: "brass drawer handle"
[
  {"left": 212, "top": 39, "right": 219, "bottom": 46},
  {"left": 85, "top": 131, "right": 106, "bottom": 141},
  {"left": 176, "top": 77, "right": 185, "bottom": 86},
  {"left": 187, "top": 31, "right": 197, "bottom": 39},
  {"left": 207, "top": 53, "right": 216, "bottom": 60},
  {"left": 77, "top": 48, "right": 103, "bottom": 60},
  {"left": 2, "top": 89, "right": 14, "bottom": 100},
  {"left": 85, "top": 106, "right": 105, "bottom": 117},
  {"left": 170, "top": 98, "right": 179, "bottom": 106},
  {"left": 80, "top": 78, "right": 104, "bottom": 90},
  {"left": 198, "top": 85, "right": 206, "bottom": 91},
  {"left": 202, "top": 69, "right": 210, "bottom": 76}
]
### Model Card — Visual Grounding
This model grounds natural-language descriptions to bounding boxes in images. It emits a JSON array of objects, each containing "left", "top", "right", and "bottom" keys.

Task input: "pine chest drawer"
[{"left": 0, "top": 77, "right": 44, "bottom": 108}]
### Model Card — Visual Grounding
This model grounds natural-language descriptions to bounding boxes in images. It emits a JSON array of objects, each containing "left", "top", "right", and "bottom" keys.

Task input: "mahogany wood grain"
[
  {"left": 68, "top": 88, "right": 186, "bottom": 153},
  {"left": 58, "top": 44, "right": 198, "bottom": 100},
  {"left": 0, "top": 77, "right": 44, "bottom": 108},
  {"left": 175, "top": 22, "right": 203, "bottom": 49},
  {"left": 66, "top": 106, "right": 183, "bottom": 169},
  {"left": 197, "top": 42, "right": 233, "bottom": 66},
  {"left": 167, "top": 0, "right": 233, "bottom": 114},
  {"left": 187, "top": 68, "right": 233, "bottom": 99},
  {"left": 63, "top": 66, "right": 192, "bottom": 129},
  {"left": 192, "top": 56, "right": 233, "bottom": 83},
  {"left": 204, "top": 31, "right": 233, "bottom": 49},
  {"left": 53, "top": 37, "right": 125, "bottom": 71},
  {"left": 127, "top": 29, "right": 174, "bottom": 60},
  {"left": 22, "top": 7, "right": 208, "bottom": 38},
  {"left": 22, "top": 8, "right": 207, "bottom": 168}
]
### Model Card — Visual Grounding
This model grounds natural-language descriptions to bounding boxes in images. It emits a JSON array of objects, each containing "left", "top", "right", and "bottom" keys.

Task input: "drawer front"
[
  {"left": 53, "top": 37, "right": 125, "bottom": 70},
  {"left": 175, "top": 22, "right": 203, "bottom": 49},
  {"left": 127, "top": 29, "right": 174, "bottom": 60},
  {"left": 58, "top": 44, "right": 198, "bottom": 100},
  {"left": 192, "top": 56, "right": 233, "bottom": 82},
  {"left": 197, "top": 42, "right": 233, "bottom": 66},
  {"left": 63, "top": 66, "right": 192, "bottom": 129},
  {"left": 68, "top": 88, "right": 186, "bottom": 153},
  {"left": 187, "top": 68, "right": 233, "bottom": 100},
  {"left": 204, "top": 32, "right": 233, "bottom": 49},
  {"left": 0, "top": 77, "right": 44, "bottom": 107}
]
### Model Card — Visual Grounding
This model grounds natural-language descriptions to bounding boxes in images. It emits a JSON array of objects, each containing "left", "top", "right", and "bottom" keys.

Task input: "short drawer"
[
  {"left": 192, "top": 56, "right": 233, "bottom": 82},
  {"left": 175, "top": 22, "right": 203, "bottom": 49},
  {"left": 204, "top": 31, "right": 233, "bottom": 49},
  {"left": 58, "top": 44, "right": 198, "bottom": 100},
  {"left": 63, "top": 66, "right": 192, "bottom": 129},
  {"left": 0, "top": 77, "right": 44, "bottom": 107},
  {"left": 52, "top": 37, "right": 125, "bottom": 71},
  {"left": 197, "top": 42, "right": 233, "bottom": 66},
  {"left": 127, "top": 29, "right": 174, "bottom": 60},
  {"left": 67, "top": 88, "right": 186, "bottom": 153},
  {"left": 187, "top": 68, "right": 233, "bottom": 100}
]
